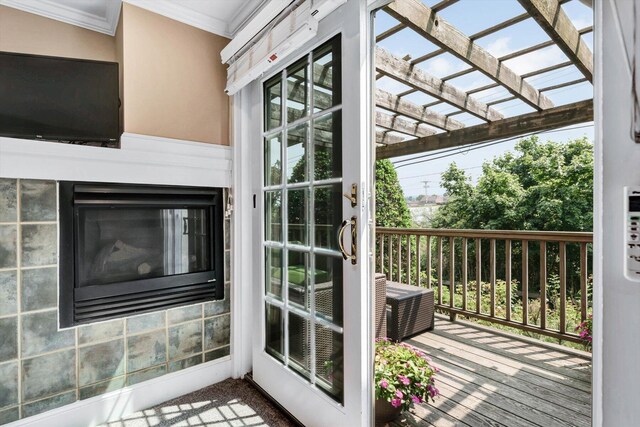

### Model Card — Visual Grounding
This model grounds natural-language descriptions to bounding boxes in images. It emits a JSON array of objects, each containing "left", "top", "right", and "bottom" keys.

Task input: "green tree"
[
  {"left": 375, "top": 159, "right": 412, "bottom": 228},
  {"left": 431, "top": 136, "right": 593, "bottom": 232}
]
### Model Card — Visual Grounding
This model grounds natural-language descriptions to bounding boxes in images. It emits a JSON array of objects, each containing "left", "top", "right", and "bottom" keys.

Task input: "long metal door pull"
[{"left": 338, "top": 216, "right": 357, "bottom": 265}]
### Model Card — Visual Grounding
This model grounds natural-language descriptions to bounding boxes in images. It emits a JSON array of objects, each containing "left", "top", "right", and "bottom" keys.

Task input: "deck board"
[{"left": 392, "top": 317, "right": 592, "bottom": 427}]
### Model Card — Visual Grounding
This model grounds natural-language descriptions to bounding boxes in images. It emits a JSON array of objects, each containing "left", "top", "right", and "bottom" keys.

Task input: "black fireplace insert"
[{"left": 59, "top": 182, "right": 224, "bottom": 327}]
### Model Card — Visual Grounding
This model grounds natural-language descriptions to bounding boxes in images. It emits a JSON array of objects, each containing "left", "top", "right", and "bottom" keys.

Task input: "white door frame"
[{"left": 231, "top": 1, "right": 374, "bottom": 425}]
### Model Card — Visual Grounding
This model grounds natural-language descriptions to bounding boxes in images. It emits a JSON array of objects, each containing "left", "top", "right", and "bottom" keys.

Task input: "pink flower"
[
  {"left": 415, "top": 383, "right": 422, "bottom": 388},
  {"left": 398, "top": 375, "right": 410, "bottom": 385},
  {"left": 379, "top": 379, "right": 389, "bottom": 389},
  {"left": 427, "top": 384, "right": 439, "bottom": 398},
  {"left": 395, "top": 390, "right": 403, "bottom": 399},
  {"left": 411, "top": 395, "right": 422, "bottom": 404},
  {"left": 391, "top": 398, "right": 402, "bottom": 408}
]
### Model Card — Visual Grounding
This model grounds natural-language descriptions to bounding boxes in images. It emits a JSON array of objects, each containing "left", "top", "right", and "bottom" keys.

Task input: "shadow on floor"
[{"left": 101, "top": 378, "right": 296, "bottom": 427}]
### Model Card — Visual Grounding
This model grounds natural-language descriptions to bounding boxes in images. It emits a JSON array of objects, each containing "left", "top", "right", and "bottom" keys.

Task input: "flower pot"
[{"left": 375, "top": 398, "right": 402, "bottom": 423}]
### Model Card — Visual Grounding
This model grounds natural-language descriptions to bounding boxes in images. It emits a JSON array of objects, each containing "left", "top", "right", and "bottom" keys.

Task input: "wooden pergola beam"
[
  {"left": 376, "top": 89, "right": 465, "bottom": 131},
  {"left": 376, "top": 99, "right": 593, "bottom": 159},
  {"left": 385, "top": 0, "right": 555, "bottom": 111},
  {"left": 376, "top": 131, "right": 406, "bottom": 145},
  {"left": 376, "top": 111, "right": 438, "bottom": 138},
  {"left": 376, "top": 47, "right": 503, "bottom": 121},
  {"left": 517, "top": 0, "right": 593, "bottom": 82}
]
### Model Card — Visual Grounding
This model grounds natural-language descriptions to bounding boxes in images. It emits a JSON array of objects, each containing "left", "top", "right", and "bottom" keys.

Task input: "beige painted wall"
[
  {"left": 122, "top": 3, "right": 230, "bottom": 145},
  {"left": 0, "top": 5, "right": 116, "bottom": 62}
]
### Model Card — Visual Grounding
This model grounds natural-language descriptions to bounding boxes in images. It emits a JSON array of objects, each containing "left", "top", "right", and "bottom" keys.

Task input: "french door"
[{"left": 250, "top": 1, "right": 372, "bottom": 426}]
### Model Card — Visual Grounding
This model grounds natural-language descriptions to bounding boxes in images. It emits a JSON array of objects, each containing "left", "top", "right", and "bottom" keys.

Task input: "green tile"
[
  {"left": 168, "top": 354, "right": 202, "bottom": 373},
  {"left": 22, "top": 349, "right": 76, "bottom": 402},
  {"left": 0, "top": 361, "right": 18, "bottom": 409},
  {"left": 0, "top": 225, "right": 17, "bottom": 269},
  {"left": 78, "top": 319, "right": 123, "bottom": 345},
  {"left": 127, "top": 312, "right": 165, "bottom": 335},
  {"left": 20, "top": 180, "right": 57, "bottom": 222},
  {"left": 204, "top": 346, "right": 230, "bottom": 362},
  {"left": 167, "top": 304, "right": 202, "bottom": 325},
  {"left": 0, "top": 271, "right": 17, "bottom": 316},
  {"left": 204, "top": 314, "right": 230, "bottom": 351},
  {"left": 126, "top": 365, "right": 166, "bottom": 386},
  {"left": 168, "top": 320, "right": 202, "bottom": 360},
  {"left": 22, "top": 391, "right": 76, "bottom": 418},
  {"left": 21, "top": 267, "right": 57, "bottom": 312},
  {"left": 127, "top": 330, "right": 166, "bottom": 372},
  {"left": 0, "top": 317, "right": 17, "bottom": 362},
  {"left": 21, "top": 224, "right": 57, "bottom": 267},
  {"left": 0, "top": 179, "right": 17, "bottom": 223},
  {"left": 78, "top": 339, "right": 125, "bottom": 387},
  {"left": 79, "top": 377, "right": 125, "bottom": 400},
  {"left": 21, "top": 310, "right": 75, "bottom": 357}
]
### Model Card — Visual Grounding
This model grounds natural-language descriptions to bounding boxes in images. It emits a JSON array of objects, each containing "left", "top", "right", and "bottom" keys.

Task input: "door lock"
[{"left": 343, "top": 183, "right": 357, "bottom": 207}]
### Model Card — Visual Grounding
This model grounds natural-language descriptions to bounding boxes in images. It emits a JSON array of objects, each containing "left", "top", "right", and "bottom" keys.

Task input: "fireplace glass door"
[{"left": 77, "top": 207, "right": 211, "bottom": 287}]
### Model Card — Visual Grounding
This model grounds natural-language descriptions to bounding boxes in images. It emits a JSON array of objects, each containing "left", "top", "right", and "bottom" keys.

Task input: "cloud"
[
  {"left": 486, "top": 37, "right": 512, "bottom": 57},
  {"left": 485, "top": 36, "right": 567, "bottom": 75}
]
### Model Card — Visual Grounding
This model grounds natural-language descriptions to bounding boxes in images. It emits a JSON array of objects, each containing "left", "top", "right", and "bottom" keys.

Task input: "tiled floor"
[{"left": 100, "top": 378, "right": 295, "bottom": 427}]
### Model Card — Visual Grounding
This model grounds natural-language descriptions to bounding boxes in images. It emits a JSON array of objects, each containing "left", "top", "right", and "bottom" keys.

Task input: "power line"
[{"left": 393, "top": 123, "right": 593, "bottom": 169}]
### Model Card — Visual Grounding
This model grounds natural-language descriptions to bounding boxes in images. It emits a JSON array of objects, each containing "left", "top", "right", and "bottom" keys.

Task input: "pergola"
[{"left": 374, "top": 0, "right": 594, "bottom": 159}]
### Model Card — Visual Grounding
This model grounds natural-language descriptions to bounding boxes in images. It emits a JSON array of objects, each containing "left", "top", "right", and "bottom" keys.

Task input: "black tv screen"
[{"left": 0, "top": 51, "right": 120, "bottom": 145}]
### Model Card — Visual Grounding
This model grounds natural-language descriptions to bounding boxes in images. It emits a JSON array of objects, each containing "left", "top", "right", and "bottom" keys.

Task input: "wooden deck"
[{"left": 392, "top": 317, "right": 592, "bottom": 427}]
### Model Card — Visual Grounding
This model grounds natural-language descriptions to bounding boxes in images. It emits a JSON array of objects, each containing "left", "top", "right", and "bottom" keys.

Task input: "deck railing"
[{"left": 376, "top": 228, "right": 593, "bottom": 344}]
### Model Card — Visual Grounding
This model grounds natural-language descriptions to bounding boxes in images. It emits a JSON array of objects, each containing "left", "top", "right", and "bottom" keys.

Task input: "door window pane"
[
  {"left": 313, "top": 112, "right": 341, "bottom": 181},
  {"left": 265, "top": 191, "right": 282, "bottom": 242},
  {"left": 314, "top": 184, "right": 342, "bottom": 250},
  {"left": 288, "top": 188, "right": 308, "bottom": 245},
  {"left": 288, "top": 251, "right": 310, "bottom": 311},
  {"left": 314, "top": 255, "right": 343, "bottom": 327},
  {"left": 316, "top": 326, "right": 343, "bottom": 404},
  {"left": 265, "top": 247, "right": 283, "bottom": 299},
  {"left": 265, "top": 80, "right": 282, "bottom": 131},
  {"left": 287, "top": 124, "right": 307, "bottom": 183},
  {"left": 265, "top": 134, "right": 282, "bottom": 186},
  {"left": 313, "top": 51, "right": 333, "bottom": 112},
  {"left": 288, "top": 311, "right": 311, "bottom": 379},
  {"left": 287, "top": 64, "right": 308, "bottom": 122},
  {"left": 265, "top": 303, "right": 284, "bottom": 361}
]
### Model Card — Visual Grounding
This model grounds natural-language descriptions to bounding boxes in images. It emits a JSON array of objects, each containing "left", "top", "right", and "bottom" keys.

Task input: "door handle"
[{"left": 338, "top": 216, "right": 357, "bottom": 265}]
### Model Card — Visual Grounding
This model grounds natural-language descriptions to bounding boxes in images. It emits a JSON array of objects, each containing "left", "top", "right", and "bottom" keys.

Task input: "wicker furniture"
[
  {"left": 386, "top": 281, "right": 435, "bottom": 342},
  {"left": 374, "top": 273, "right": 387, "bottom": 338}
]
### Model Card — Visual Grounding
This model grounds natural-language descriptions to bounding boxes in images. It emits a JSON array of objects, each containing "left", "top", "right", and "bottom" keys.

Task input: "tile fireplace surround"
[{"left": 0, "top": 178, "right": 232, "bottom": 424}]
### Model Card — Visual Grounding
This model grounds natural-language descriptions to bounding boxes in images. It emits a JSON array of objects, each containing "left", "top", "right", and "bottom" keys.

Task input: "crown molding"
[
  {"left": 0, "top": 0, "right": 121, "bottom": 36},
  {"left": 123, "top": 0, "right": 232, "bottom": 38},
  {"left": 228, "top": 0, "right": 269, "bottom": 36}
]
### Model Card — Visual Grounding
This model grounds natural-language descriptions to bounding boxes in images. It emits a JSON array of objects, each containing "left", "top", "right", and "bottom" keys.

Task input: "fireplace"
[{"left": 59, "top": 182, "right": 224, "bottom": 327}]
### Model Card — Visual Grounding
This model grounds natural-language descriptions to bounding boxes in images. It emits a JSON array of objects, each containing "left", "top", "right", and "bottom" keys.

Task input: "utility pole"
[{"left": 421, "top": 180, "right": 430, "bottom": 205}]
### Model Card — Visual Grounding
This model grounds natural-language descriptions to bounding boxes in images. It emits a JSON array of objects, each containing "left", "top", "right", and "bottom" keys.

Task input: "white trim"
[
  {"left": 123, "top": 0, "right": 232, "bottom": 38},
  {"left": 592, "top": 0, "right": 604, "bottom": 425},
  {"left": 0, "top": 133, "right": 232, "bottom": 188},
  {"left": 228, "top": 0, "right": 271, "bottom": 37},
  {"left": 5, "top": 358, "right": 232, "bottom": 427},
  {"left": 0, "top": 0, "right": 121, "bottom": 36}
]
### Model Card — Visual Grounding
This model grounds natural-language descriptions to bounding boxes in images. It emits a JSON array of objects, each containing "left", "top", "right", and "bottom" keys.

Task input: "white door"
[{"left": 250, "top": 1, "right": 373, "bottom": 426}]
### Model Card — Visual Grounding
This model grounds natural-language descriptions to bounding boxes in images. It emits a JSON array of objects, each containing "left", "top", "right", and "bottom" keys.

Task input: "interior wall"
[
  {"left": 122, "top": 3, "right": 230, "bottom": 145},
  {"left": 0, "top": 5, "right": 116, "bottom": 62},
  {"left": 598, "top": 0, "right": 640, "bottom": 425}
]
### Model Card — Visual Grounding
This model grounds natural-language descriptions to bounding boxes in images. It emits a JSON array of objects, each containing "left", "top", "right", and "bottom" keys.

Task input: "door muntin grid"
[{"left": 262, "top": 35, "right": 344, "bottom": 403}]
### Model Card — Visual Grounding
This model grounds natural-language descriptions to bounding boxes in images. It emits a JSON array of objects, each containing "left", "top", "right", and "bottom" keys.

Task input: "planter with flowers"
[
  {"left": 575, "top": 314, "right": 593, "bottom": 350},
  {"left": 374, "top": 338, "right": 440, "bottom": 423}
]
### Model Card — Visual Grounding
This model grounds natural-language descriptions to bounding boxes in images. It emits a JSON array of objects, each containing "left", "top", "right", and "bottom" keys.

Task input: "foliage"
[
  {"left": 431, "top": 136, "right": 593, "bottom": 232},
  {"left": 374, "top": 338, "right": 439, "bottom": 411},
  {"left": 575, "top": 314, "right": 593, "bottom": 349},
  {"left": 376, "top": 159, "right": 412, "bottom": 228}
]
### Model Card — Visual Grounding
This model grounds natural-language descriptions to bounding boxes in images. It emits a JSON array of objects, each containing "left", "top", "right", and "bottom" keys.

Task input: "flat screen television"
[{"left": 0, "top": 51, "right": 120, "bottom": 145}]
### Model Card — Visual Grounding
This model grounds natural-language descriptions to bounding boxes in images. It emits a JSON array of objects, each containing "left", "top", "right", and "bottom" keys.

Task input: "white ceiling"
[{"left": 0, "top": 0, "right": 267, "bottom": 37}]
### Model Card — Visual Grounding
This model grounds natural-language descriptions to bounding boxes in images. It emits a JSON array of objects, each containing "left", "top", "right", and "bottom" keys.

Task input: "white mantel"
[{"left": 0, "top": 132, "right": 232, "bottom": 187}]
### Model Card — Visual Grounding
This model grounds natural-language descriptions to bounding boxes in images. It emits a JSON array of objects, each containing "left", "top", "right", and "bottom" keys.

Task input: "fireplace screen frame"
[{"left": 59, "top": 182, "right": 224, "bottom": 327}]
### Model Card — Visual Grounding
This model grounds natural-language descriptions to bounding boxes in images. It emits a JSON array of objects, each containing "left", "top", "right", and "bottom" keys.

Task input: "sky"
[{"left": 374, "top": 0, "right": 594, "bottom": 197}]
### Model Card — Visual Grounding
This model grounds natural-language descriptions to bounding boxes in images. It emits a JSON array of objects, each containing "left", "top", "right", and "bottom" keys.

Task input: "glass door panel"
[{"left": 262, "top": 35, "right": 345, "bottom": 404}]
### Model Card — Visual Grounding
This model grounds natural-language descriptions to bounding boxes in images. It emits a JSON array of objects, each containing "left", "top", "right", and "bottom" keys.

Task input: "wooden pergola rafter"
[{"left": 374, "top": 0, "right": 594, "bottom": 160}]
